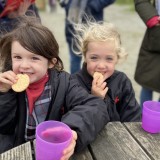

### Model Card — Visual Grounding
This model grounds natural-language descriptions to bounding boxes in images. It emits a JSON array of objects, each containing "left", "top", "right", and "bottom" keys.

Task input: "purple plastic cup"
[
  {"left": 142, "top": 101, "right": 160, "bottom": 133},
  {"left": 36, "top": 120, "right": 72, "bottom": 160}
]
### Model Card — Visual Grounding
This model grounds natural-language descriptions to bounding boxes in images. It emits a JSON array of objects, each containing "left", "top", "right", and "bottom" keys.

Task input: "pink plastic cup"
[
  {"left": 142, "top": 101, "right": 160, "bottom": 133},
  {"left": 36, "top": 120, "right": 72, "bottom": 160}
]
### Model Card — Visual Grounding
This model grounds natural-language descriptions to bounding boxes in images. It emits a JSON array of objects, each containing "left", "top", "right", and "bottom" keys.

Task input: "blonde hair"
[{"left": 73, "top": 21, "right": 128, "bottom": 61}]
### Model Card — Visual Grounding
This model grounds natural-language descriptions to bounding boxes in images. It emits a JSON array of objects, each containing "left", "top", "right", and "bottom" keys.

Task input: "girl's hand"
[
  {"left": 0, "top": 71, "right": 18, "bottom": 92},
  {"left": 91, "top": 76, "right": 108, "bottom": 99},
  {"left": 60, "top": 130, "right": 77, "bottom": 160}
]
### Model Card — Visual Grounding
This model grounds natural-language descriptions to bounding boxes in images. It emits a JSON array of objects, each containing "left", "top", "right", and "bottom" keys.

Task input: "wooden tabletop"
[
  {"left": 1, "top": 122, "right": 160, "bottom": 160},
  {"left": 0, "top": 142, "right": 32, "bottom": 160}
]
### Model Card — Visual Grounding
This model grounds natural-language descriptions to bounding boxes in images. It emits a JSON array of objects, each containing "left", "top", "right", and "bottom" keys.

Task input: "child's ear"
[{"left": 48, "top": 58, "right": 57, "bottom": 69}]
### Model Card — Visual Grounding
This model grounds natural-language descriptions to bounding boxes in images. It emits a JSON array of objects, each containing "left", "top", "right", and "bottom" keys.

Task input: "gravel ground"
[{"left": 39, "top": 3, "right": 159, "bottom": 103}]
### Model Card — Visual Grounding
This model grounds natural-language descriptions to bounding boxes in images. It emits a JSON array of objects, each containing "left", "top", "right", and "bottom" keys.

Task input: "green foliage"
[
  {"left": 115, "top": 0, "right": 135, "bottom": 11},
  {"left": 116, "top": 0, "right": 134, "bottom": 5}
]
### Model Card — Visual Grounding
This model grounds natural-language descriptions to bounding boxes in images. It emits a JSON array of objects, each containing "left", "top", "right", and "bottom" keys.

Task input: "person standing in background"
[
  {"left": 0, "top": 0, "right": 40, "bottom": 38},
  {"left": 134, "top": 0, "right": 160, "bottom": 109},
  {"left": 49, "top": 0, "right": 57, "bottom": 12},
  {"left": 59, "top": 0, "right": 115, "bottom": 74}
]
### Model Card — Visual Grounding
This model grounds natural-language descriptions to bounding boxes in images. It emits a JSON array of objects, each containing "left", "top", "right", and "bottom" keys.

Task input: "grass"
[
  {"left": 115, "top": 0, "right": 135, "bottom": 11},
  {"left": 116, "top": 0, "right": 134, "bottom": 5}
]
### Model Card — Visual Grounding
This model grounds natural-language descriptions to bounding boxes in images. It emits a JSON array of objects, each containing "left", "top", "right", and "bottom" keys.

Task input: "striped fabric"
[{"left": 25, "top": 82, "right": 52, "bottom": 141}]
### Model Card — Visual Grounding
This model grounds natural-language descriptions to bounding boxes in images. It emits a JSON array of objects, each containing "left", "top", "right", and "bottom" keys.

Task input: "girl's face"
[
  {"left": 85, "top": 41, "right": 118, "bottom": 80},
  {"left": 11, "top": 41, "right": 55, "bottom": 84}
]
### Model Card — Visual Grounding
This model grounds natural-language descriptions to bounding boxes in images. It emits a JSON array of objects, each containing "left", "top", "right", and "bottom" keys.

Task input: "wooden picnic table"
[{"left": 0, "top": 122, "right": 160, "bottom": 160}]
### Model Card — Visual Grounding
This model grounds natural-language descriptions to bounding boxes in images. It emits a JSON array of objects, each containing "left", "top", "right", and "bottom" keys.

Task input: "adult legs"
[
  {"left": 48, "top": 0, "right": 57, "bottom": 12},
  {"left": 140, "top": 87, "right": 153, "bottom": 109},
  {"left": 68, "top": 42, "right": 82, "bottom": 74}
]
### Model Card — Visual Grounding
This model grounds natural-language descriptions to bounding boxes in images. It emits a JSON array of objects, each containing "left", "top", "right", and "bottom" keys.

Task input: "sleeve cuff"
[{"left": 146, "top": 16, "right": 159, "bottom": 28}]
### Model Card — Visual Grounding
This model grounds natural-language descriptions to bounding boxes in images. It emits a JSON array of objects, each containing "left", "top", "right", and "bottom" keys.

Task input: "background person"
[
  {"left": 134, "top": 0, "right": 160, "bottom": 108},
  {"left": 0, "top": 0, "right": 40, "bottom": 38}
]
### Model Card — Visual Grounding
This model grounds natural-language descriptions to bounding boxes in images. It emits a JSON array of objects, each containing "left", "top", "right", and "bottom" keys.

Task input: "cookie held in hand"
[
  {"left": 93, "top": 72, "right": 103, "bottom": 80},
  {"left": 12, "top": 74, "right": 30, "bottom": 92}
]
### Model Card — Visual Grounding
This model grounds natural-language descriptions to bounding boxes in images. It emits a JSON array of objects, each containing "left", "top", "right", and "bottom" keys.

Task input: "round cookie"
[
  {"left": 93, "top": 72, "right": 103, "bottom": 80},
  {"left": 12, "top": 74, "right": 30, "bottom": 92}
]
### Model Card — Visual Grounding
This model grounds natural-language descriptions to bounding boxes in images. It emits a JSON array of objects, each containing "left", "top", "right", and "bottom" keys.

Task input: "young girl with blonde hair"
[{"left": 72, "top": 21, "right": 141, "bottom": 122}]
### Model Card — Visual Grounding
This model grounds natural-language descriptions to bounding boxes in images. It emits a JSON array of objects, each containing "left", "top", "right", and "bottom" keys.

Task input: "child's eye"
[
  {"left": 32, "top": 57, "right": 39, "bottom": 60},
  {"left": 13, "top": 56, "right": 21, "bottom": 59},
  {"left": 106, "top": 57, "right": 113, "bottom": 62},
  {"left": 90, "top": 56, "right": 98, "bottom": 60}
]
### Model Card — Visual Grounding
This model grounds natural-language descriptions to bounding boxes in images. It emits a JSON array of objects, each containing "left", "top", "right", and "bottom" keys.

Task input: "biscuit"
[
  {"left": 93, "top": 72, "right": 103, "bottom": 80},
  {"left": 12, "top": 74, "right": 30, "bottom": 92}
]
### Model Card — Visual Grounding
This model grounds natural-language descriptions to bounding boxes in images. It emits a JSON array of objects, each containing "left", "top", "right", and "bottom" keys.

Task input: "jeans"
[
  {"left": 68, "top": 42, "right": 82, "bottom": 74},
  {"left": 140, "top": 87, "right": 153, "bottom": 110}
]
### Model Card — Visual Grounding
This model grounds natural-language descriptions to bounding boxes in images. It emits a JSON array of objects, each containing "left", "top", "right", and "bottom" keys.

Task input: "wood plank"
[
  {"left": 0, "top": 142, "right": 32, "bottom": 160},
  {"left": 71, "top": 148, "right": 93, "bottom": 160},
  {"left": 124, "top": 122, "right": 160, "bottom": 160},
  {"left": 90, "top": 122, "right": 151, "bottom": 160}
]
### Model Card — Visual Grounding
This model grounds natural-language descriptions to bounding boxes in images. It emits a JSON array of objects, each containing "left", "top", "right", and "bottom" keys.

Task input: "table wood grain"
[
  {"left": 124, "top": 122, "right": 160, "bottom": 160},
  {"left": 0, "top": 142, "right": 32, "bottom": 160},
  {"left": 90, "top": 122, "right": 151, "bottom": 160},
  {"left": 71, "top": 148, "right": 93, "bottom": 160}
]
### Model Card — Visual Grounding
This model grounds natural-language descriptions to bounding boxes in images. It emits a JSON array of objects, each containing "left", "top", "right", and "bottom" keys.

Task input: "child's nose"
[
  {"left": 98, "top": 61, "right": 106, "bottom": 68},
  {"left": 20, "top": 60, "right": 30, "bottom": 68}
]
